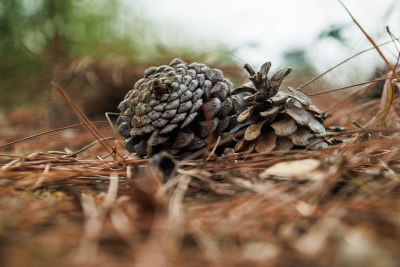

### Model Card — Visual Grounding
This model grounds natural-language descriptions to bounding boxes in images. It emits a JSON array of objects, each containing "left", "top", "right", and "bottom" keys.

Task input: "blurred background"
[{"left": 0, "top": 0, "right": 399, "bottom": 127}]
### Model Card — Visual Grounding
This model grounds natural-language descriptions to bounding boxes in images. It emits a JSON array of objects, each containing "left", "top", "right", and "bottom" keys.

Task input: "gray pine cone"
[
  {"left": 117, "top": 58, "right": 237, "bottom": 157},
  {"left": 231, "top": 62, "right": 329, "bottom": 153}
]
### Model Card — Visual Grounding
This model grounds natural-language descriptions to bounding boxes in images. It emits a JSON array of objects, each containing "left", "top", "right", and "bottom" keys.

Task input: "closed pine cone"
[
  {"left": 117, "top": 58, "right": 237, "bottom": 157},
  {"left": 231, "top": 62, "right": 329, "bottom": 154}
]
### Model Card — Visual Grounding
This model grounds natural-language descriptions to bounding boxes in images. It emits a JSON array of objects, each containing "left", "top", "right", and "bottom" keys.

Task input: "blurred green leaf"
[{"left": 318, "top": 24, "right": 348, "bottom": 43}]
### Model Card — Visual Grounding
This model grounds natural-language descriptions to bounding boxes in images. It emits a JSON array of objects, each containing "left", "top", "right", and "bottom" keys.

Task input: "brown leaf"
[{"left": 259, "top": 158, "right": 321, "bottom": 179}]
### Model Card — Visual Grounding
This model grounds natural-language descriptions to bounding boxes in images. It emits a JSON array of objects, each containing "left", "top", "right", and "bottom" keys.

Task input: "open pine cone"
[
  {"left": 116, "top": 58, "right": 237, "bottom": 157},
  {"left": 231, "top": 62, "right": 329, "bottom": 153}
]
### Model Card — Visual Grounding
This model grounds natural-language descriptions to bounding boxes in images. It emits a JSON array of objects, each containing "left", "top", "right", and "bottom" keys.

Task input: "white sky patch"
[{"left": 124, "top": 0, "right": 400, "bottom": 83}]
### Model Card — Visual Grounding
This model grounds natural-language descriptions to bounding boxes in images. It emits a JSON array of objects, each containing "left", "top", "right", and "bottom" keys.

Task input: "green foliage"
[
  {"left": 0, "top": 0, "right": 146, "bottom": 109},
  {"left": 0, "top": 0, "right": 126, "bottom": 58},
  {"left": 318, "top": 24, "right": 348, "bottom": 44}
]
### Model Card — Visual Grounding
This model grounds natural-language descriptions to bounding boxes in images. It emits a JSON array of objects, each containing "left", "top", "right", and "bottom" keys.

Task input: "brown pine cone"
[
  {"left": 117, "top": 58, "right": 237, "bottom": 157},
  {"left": 231, "top": 62, "right": 329, "bottom": 154}
]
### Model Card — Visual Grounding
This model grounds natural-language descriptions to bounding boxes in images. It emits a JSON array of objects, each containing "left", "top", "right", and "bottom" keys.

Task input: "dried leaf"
[
  {"left": 379, "top": 70, "right": 395, "bottom": 126},
  {"left": 259, "top": 159, "right": 321, "bottom": 179}
]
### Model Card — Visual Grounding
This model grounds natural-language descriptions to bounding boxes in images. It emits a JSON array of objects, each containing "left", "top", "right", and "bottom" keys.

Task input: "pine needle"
[
  {"left": 299, "top": 38, "right": 399, "bottom": 89},
  {"left": 337, "top": 0, "right": 393, "bottom": 71},
  {"left": 0, "top": 121, "right": 108, "bottom": 150},
  {"left": 338, "top": 0, "right": 398, "bottom": 125},
  {"left": 307, "top": 77, "right": 397, "bottom": 96},
  {"left": 51, "top": 82, "right": 124, "bottom": 160}
]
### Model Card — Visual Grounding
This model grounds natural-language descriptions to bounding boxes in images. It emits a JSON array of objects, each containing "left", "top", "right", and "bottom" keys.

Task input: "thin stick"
[
  {"left": 67, "top": 137, "right": 115, "bottom": 158},
  {"left": 51, "top": 82, "right": 123, "bottom": 160},
  {"left": 206, "top": 136, "right": 221, "bottom": 161},
  {"left": 379, "top": 54, "right": 400, "bottom": 125},
  {"left": 105, "top": 112, "right": 116, "bottom": 140},
  {"left": 352, "top": 121, "right": 376, "bottom": 136},
  {"left": 387, "top": 27, "right": 400, "bottom": 53},
  {"left": 51, "top": 82, "right": 112, "bottom": 156}
]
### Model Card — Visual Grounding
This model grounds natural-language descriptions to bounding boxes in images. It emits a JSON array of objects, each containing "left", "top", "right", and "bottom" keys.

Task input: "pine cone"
[
  {"left": 231, "top": 62, "right": 329, "bottom": 153},
  {"left": 117, "top": 58, "right": 236, "bottom": 157}
]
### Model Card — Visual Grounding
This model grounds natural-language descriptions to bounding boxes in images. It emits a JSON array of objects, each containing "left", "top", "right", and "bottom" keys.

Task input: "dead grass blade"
[
  {"left": 338, "top": 0, "right": 399, "bottom": 125},
  {"left": 77, "top": 193, "right": 103, "bottom": 263},
  {"left": 299, "top": 37, "right": 399, "bottom": 89},
  {"left": 338, "top": 0, "right": 393, "bottom": 71},
  {"left": 308, "top": 77, "right": 394, "bottom": 96},
  {"left": 387, "top": 27, "right": 400, "bottom": 53},
  {"left": 379, "top": 56, "right": 400, "bottom": 125}
]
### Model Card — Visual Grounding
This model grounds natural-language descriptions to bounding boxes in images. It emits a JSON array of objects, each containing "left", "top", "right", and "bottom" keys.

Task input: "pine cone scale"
[
  {"left": 231, "top": 61, "right": 329, "bottom": 153},
  {"left": 255, "top": 131, "right": 277, "bottom": 153},
  {"left": 270, "top": 118, "right": 297, "bottom": 136},
  {"left": 117, "top": 58, "right": 236, "bottom": 157}
]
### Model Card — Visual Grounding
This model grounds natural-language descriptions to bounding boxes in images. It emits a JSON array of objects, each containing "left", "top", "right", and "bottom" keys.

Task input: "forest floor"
[{"left": 1, "top": 87, "right": 400, "bottom": 267}]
